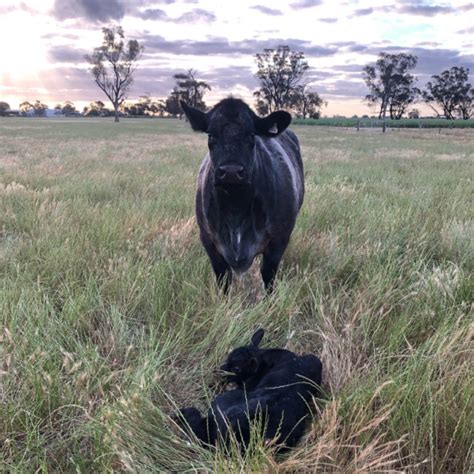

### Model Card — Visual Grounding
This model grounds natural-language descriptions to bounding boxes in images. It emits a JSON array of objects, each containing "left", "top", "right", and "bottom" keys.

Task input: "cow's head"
[{"left": 181, "top": 99, "right": 291, "bottom": 187}]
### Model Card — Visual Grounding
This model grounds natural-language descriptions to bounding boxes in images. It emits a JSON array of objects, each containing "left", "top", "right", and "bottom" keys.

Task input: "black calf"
[{"left": 174, "top": 329, "right": 322, "bottom": 450}]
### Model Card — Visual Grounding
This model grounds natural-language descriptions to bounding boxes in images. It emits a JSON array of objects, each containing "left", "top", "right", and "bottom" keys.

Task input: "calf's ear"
[
  {"left": 255, "top": 111, "right": 291, "bottom": 136},
  {"left": 180, "top": 101, "right": 209, "bottom": 132},
  {"left": 251, "top": 328, "right": 264, "bottom": 347}
]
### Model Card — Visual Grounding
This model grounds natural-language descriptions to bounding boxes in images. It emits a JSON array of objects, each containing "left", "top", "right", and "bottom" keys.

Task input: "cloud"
[
  {"left": 364, "top": 46, "right": 474, "bottom": 78},
  {"left": 173, "top": 8, "right": 216, "bottom": 23},
  {"left": 397, "top": 4, "right": 455, "bottom": 16},
  {"left": 319, "top": 17, "right": 338, "bottom": 23},
  {"left": 48, "top": 45, "right": 88, "bottom": 63},
  {"left": 290, "top": 0, "right": 324, "bottom": 10},
  {"left": 149, "top": 0, "right": 199, "bottom": 3},
  {"left": 52, "top": 0, "right": 200, "bottom": 23},
  {"left": 250, "top": 5, "right": 283, "bottom": 16},
  {"left": 0, "top": 2, "right": 38, "bottom": 15},
  {"left": 353, "top": 7, "right": 374, "bottom": 16},
  {"left": 133, "top": 7, "right": 216, "bottom": 23},
  {"left": 352, "top": 0, "right": 474, "bottom": 17},
  {"left": 329, "top": 41, "right": 367, "bottom": 53},
  {"left": 135, "top": 8, "right": 168, "bottom": 20},
  {"left": 53, "top": 0, "right": 125, "bottom": 22},
  {"left": 316, "top": 79, "right": 368, "bottom": 98},
  {"left": 200, "top": 66, "right": 257, "bottom": 90},
  {"left": 395, "top": 1, "right": 473, "bottom": 16},
  {"left": 142, "top": 35, "right": 338, "bottom": 57},
  {"left": 459, "top": 3, "right": 474, "bottom": 11},
  {"left": 331, "top": 63, "right": 365, "bottom": 73},
  {"left": 0, "top": 5, "right": 16, "bottom": 14},
  {"left": 42, "top": 33, "right": 81, "bottom": 41},
  {"left": 1, "top": 67, "right": 93, "bottom": 103},
  {"left": 351, "top": 2, "right": 473, "bottom": 17},
  {"left": 458, "top": 26, "right": 474, "bottom": 34}
]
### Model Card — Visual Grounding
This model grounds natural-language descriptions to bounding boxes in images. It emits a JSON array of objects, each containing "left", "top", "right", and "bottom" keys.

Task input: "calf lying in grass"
[{"left": 175, "top": 329, "right": 323, "bottom": 450}]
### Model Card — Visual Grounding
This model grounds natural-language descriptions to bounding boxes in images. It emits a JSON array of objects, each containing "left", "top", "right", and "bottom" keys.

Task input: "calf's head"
[
  {"left": 219, "top": 329, "right": 265, "bottom": 383},
  {"left": 181, "top": 99, "right": 291, "bottom": 187}
]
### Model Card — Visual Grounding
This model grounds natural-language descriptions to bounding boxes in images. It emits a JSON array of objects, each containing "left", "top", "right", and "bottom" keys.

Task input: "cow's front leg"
[
  {"left": 261, "top": 241, "right": 288, "bottom": 292},
  {"left": 201, "top": 233, "right": 232, "bottom": 292}
]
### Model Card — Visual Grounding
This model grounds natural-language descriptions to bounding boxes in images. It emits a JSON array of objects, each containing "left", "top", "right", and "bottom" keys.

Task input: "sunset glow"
[{"left": 0, "top": 0, "right": 473, "bottom": 115}]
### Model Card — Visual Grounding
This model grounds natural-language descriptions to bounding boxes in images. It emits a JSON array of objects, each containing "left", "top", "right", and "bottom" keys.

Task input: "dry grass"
[{"left": 1, "top": 118, "right": 473, "bottom": 472}]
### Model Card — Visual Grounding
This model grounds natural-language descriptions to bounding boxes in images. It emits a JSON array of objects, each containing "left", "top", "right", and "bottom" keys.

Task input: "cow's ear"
[
  {"left": 251, "top": 328, "right": 264, "bottom": 347},
  {"left": 180, "top": 101, "right": 208, "bottom": 132},
  {"left": 255, "top": 111, "right": 291, "bottom": 136}
]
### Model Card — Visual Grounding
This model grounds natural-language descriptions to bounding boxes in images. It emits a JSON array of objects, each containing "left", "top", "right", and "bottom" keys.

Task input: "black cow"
[
  {"left": 181, "top": 98, "right": 304, "bottom": 291},
  {"left": 175, "top": 329, "right": 322, "bottom": 450}
]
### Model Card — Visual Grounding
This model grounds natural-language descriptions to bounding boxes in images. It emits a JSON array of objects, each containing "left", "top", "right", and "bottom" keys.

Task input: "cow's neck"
[{"left": 214, "top": 185, "right": 255, "bottom": 217}]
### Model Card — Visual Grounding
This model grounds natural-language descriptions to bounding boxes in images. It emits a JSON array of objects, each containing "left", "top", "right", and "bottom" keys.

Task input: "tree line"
[
  {"left": 1, "top": 26, "right": 472, "bottom": 121},
  {"left": 364, "top": 53, "right": 473, "bottom": 120},
  {"left": 82, "top": 28, "right": 327, "bottom": 122}
]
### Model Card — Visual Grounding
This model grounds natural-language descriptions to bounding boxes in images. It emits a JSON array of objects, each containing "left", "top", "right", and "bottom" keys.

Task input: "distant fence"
[{"left": 293, "top": 117, "right": 474, "bottom": 130}]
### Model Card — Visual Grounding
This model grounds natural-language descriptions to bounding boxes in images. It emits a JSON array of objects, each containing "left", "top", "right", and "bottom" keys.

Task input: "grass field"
[
  {"left": 1, "top": 118, "right": 473, "bottom": 472},
  {"left": 294, "top": 117, "right": 474, "bottom": 128}
]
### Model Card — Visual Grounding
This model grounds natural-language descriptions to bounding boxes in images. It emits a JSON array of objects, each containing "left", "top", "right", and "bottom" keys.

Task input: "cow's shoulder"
[{"left": 276, "top": 129, "right": 300, "bottom": 153}]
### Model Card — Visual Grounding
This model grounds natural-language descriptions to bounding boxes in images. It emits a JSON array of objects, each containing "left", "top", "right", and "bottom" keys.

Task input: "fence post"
[
  {"left": 357, "top": 120, "right": 360, "bottom": 132},
  {"left": 382, "top": 121, "right": 386, "bottom": 133}
]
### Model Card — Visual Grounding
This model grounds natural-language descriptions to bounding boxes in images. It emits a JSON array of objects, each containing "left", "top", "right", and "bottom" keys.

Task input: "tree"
[
  {"left": 62, "top": 101, "right": 76, "bottom": 115},
  {"left": 173, "top": 69, "right": 210, "bottom": 110},
  {"left": 83, "top": 100, "right": 105, "bottom": 116},
  {"left": 254, "top": 45, "right": 309, "bottom": 113},
  {"left": 457, "top": 88, "right": 474, "bottom": 120},
  {"left": 363, "top": 52, "right": 418, "bottom": 120},
  {"left": 408, "top": 108, "right": 420, "bottom": 119},
  {"left": 254, "top": 98, "right": 270, "bottom": 116},
  {"left": 388, "top": 81, "right": 420, "bottom": 119},
  {"left": 125, "top": 94, "right": 165, "bottom": 117},
  {"left": 165, "top": 87, "right": 183, "bottom": 117},
  {"left": 148, "top": 100, "right": 166, "bottom": 117},
  {"left": 86, "top": 26, "right": 143, "bottom": 122},
  {"left": 289, "top": 85, "right": 325, "bottom": 119},
  {"left": 423, "top": 67, "right": 473, "bottom": 120},
  {"left": 33, "top": 100, "right": 48, "bottom": 117},
  {"left": 20, "top": 101, "right": 33, "bottom": 116},
  {"left": 55, "top": 101, "right": 76, "bottom": 115},
  {"left": 0, "top": 102, "right": 10, "bottom": 116}
]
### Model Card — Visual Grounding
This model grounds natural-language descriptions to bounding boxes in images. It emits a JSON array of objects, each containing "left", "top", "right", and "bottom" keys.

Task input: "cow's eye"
[{"left": 208, "top": 134, "right": 217, "bottom": 147}]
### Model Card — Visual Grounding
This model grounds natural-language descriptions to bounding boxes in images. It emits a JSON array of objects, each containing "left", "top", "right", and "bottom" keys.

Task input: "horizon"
[{"left": 0, "top": 0, "right": 473, "bottom": 117}]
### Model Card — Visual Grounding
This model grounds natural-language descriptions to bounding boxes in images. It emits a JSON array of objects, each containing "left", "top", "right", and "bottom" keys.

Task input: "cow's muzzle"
[{"left": 215, "top": 164, "right": 248, "bottom": 185}]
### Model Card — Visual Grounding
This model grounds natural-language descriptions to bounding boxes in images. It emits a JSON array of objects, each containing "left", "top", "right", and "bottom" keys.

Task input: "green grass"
[
  {"left": 294, "top": 117, "right": 474, "bottom": 128},
  {"left": 1, "top": 118, "right": 473, "bottom": 472}
]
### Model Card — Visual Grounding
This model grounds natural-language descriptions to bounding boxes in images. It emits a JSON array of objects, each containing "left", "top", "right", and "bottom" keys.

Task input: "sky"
[{"left": 0, "top": 0, "right": 473, "bottom": 116}]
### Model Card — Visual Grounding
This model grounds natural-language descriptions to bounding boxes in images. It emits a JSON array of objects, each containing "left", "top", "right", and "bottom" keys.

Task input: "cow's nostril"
[
  {"left": 237, "top": 168, "right": 245, "bottom": 179},
  {"left": 217, "top": 166, "right": 226, "bottom": 178}
]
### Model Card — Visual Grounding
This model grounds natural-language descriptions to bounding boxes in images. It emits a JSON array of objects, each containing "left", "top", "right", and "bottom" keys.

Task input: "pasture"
[{"left": 1, "top": 118, "right": 473, "bottom": 472}]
